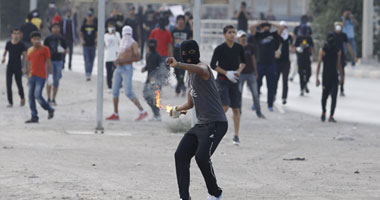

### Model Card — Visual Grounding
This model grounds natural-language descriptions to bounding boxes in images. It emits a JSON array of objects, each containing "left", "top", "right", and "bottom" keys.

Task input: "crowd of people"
[{"left": 1, "top": 4, "right": 360, "bottom": 200}]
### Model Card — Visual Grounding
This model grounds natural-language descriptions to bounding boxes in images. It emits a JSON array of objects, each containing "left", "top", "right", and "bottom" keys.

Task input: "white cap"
[
  {"left": 237, "top": 30, "right": 247, "bottom": 38},
  {"left": 280, "top": 21, "right": 287, "bottom": 27}
]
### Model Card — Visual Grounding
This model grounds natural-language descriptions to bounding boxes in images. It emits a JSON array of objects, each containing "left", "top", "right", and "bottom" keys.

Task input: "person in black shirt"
[
  {"left": 295, "top": 26, "right": 315, "bottom": 96},
  {"left": 250, "top": 21, "right": 284, "bottom": 112},
  {"left": 106, "top": 8, "right": 124, "bottom": 35},
  {"left": 172, "top": 15, "right": 193, "bottom": 97},
  {"left": 316, "top": 33, "right": 344, "bottom": 123},
  {"left": 236, "top": 30, "right": 265, "bottom": 119},
  {"left": 141, "top": 39, "right": 163, "bottom": 121},
  {"left": 294, "top": 15, "right": 312, "bottom": 37},
  {"left": 20, "top": 14, "right": 38, "bottom": 48},
  {"left": 2, "top": 28, "right": 26, "bottom": 107},
  {"left": 333, "top": 22, "right": 357, "bottom": 96},
  {"left": 235, "top": 1, "right": 249, "bottom": 32},
  {"left": 62, "top": 10, "right": 76, "bottom": 70},
  {"left": 44, "top": 23, "right": 67, "bottom": 106},
  {"left": 275, "top": 21, "right": 294, "bottom": 105},
  {"left": 124, "top": 6, "right": 140, "bottom": 43},
  {"left": 80, "top": 12, "right": 97, "bottom": 81},
  {"left": 210, "top": 25, "right": 246, "bottom": 145}
]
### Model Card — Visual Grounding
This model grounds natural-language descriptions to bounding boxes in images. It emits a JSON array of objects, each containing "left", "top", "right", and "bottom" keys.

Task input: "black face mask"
[
  {"left": 148, "top": 39, "right": 157, "bottom": 52},
  {"left": 180, "top": 40, "right": 200, "bottom": 64},
  {"left": 159, "top": 17, "right": 166, "bottom": 30},
  {"left": 327, "top": 33, "right": 336, "bottom": 47}
]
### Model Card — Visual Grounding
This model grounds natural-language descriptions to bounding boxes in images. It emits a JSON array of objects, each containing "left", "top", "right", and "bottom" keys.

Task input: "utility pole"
[{"left": 362, "top": 0, "right": 374, "bottom": 60}]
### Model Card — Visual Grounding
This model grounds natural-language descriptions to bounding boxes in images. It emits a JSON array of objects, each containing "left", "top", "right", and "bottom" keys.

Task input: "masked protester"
[
  {"left": 106, "top": 26, "right": 148, "bottom": 121},
  {"left": 141, "top": 39, "right": 163, "bottom": 121},
  {"left": 332, "top": 21, "right": 357, "bottom": 96},
  {"left": 275, "top": 21, "right": 294, "bottom": 105},
  {"left": 166, "top": 40, "right": 227, "bottom": 200},
  {"left": 148, "top": 17, "right": 173, "bottom": 65},
  {"left": 315, "top": 32, "right": 344, "bottom": 123},
  {"left": 295, "top": 25, "right": 315, "bottom": 96},
  {"left": 104, "top": 21, "right": 121, "bottom": 92},
  {"left": 249, "top": 21, "right": 284, "bottom": 112}
]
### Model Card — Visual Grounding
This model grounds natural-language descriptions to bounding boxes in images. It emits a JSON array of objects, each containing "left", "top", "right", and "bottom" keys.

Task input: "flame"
[{"left": 155, "top": 90, "right": 173, "bottom": 113}]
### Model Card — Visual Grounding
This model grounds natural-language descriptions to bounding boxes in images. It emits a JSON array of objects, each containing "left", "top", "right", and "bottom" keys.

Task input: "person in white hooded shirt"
[
  {"left": 104, "top": 21, "right": 121, "bottom": 92},
  {"left": 106, "top": 25, "right": 148, "bottom": 121}
]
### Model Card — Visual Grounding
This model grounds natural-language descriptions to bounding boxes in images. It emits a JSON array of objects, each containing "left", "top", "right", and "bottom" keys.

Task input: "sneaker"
[
  {"left": 51, "top": 99, "right": 57, "bottom": 106},
  {"left": 107, "top": 88, "right": 112, "bottom": 93},
  {"left": 207, "top": 194, "right": 222, "bottom": 200},
  {"left": 232, "top": 136, "right": 240, "bottom": 146},
  {"left": 7, "top": 104, "right": 13, "bottom": 108},
  {"left": 282, "top": 99, "right": 287, "bottom": 105},
  {"left": 149, "top": 115, "right": 162, "bottom": 122},
  {"left": 20, "top": 99, "right": 25, "bottom": 106},
  {"left": 48, "top": 109, "right": 55, "bottom": 120},
  {"left": 340, "top": 91, "right": 345, "bottom": 97},
  {"left": 25, "top": 118, "right": 38, "bottom": 123},
  {"left": 300, "top": 91, "right": 304, "bottom": 96},
  {"left": 106, "top": 113, "right": 120, "bottom": 120},
  {"left": 321, "top": 112, "right": 326, "bottom": 122},
  {"left": 268, "top": 107, "right": 274, "bottom": 112},
  {"left": 257, "top": 113, "right": 266, "bottom": 119},
  {"left": 305, "top": 85, "right": 310, "bottom": 93},
  {"left": 251, "top": 104, "right": 256, "bottom": 111},
  {"left": 86, "top": 77, "right": 91, "bottom": 81},
  {"left": 328, "top": 117, "right": 337, "bottom": 123},
  {"left": 135, "top": 111, "right": 148, "bottom": 121}
]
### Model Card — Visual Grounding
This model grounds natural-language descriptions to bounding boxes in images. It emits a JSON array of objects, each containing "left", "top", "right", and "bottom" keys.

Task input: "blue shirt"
[{"left": 342, "top": 17, "right": 355, "bottom": 39}]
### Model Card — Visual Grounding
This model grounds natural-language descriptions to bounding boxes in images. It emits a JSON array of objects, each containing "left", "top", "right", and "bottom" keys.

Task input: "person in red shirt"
[
  {"left": 25, "top": 31, "right": 55, "bottom": 123},
  {"left": 148, "top": 16, "right": 173, "bottom": 64}
]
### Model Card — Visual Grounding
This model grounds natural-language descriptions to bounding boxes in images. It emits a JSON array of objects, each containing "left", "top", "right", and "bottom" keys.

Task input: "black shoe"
[
  {"left": 48, "top": 98, "right": 52, "bottom": 105},
  {"left": 328, "top": 117, "right": 337, "bottom": 123},
  {"left": 52, "top": 99, "right": 57, "bottom": 106},
  {"left": 305, "top": 86, "right": 310, "bottom": 93},
  {"left": 340, "top": 91, "right": 345, "bottom": 97},
  {"left": 282, "top": 99, "right": 287, "bottom": 105},
  {"left": 321, "top": 112, "right": 326, "bottom": 122},
  {"left": 25, "top": 118, "right": 38, "bottom": 123},
  {"left": 257, "top": 113, "right": 266, "bottom": 119},
  {"left": 48, "top": 109, "right": 55, "bottom": 120}
]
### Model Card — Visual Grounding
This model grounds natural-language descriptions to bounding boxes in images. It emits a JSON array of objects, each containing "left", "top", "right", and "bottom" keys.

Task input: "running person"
[
  {"left": 44, "top": 23, "right": 67, "bottom": 106},
  {"left": 295, "top": 26, "right": 315, "bottom": 96},
  {"left": 106, "top": 26, "right": 148, "bottom": 121},
  {"left": 210, "top": 25, "right": 245, "bottom": 145},
  {"left": 316, "top": 33, "right": 344, "bottom": 123},
  {"left": 25, "top": 31, "right": 55, "bottom": 123},
  {"left": 332, "top": 22, "right": 357, "bottom": 96},
  {"left": 166, "top": 40, "right": 227, "bottom": 200},
  {"left": 141, "top": 39, "right": 162, "bottom": 121},
  {"left": 2, "top": 28, "right": 26, "bottom": 107},
  {"left": 236, "top": 30, "right": 265, "bottom": 118}
]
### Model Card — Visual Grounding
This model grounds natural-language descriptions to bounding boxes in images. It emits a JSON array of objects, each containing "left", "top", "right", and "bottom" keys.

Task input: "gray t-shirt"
[{"left": 189, "top": 65, "right": 227, "bottom": 124}]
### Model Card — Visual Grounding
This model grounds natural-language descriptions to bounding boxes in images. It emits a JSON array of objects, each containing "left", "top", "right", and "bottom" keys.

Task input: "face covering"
[
  {"left": 180, "top": 40, "right": 200, "bottom": 64},
  {"left": 148, "top": 39, "right": 157, "bottom": 52},
  {"left": 119, "top": 25, "right": 135, "bottom": 53},
  {"left": 159, "top": 17, "right": 166, "bottom": 30},
  {"left": 281, "top": 28, "right": 289, "bottom": 40},
  {"left": 335, "top": 25, "right": 342, "bottom": 32},
  {"left": 108, "top": 27, "right": 115, "bottom": 33},
  {"left": 327, "top": 33, "right": 336, "bottom": 47}
]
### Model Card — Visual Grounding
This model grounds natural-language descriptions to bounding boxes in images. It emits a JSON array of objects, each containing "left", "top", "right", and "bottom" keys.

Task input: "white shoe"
[
  {"left": 207, "top": 194, "right": 222, "bottom": 200},
  {"left": 107, "top": 89, "right": 112, "bottom": 93}
]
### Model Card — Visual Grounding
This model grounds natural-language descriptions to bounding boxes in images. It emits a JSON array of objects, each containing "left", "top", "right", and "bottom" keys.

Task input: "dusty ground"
[{"left": 0, "top": 65, "right": 380, "bottom": 200}]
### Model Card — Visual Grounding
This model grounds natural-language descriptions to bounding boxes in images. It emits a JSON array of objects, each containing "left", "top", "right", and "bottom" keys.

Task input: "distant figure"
[
  {"left": 80, "top": 8, "right": 98, "bottom": 81},
  {"left": 235, "top": 1, "right": 249, "bottom": 32},
  {"left": 20, "top": 14, "right": 38, "bottom": 48},
  {"left": 62, "top": 10, "right": 76, "bottom": 70},
  {"left": 342, "top": 10, "right": 359, "bottom": 66},
  {"left": 294, "top": 15, "right": 312, "bottom": 37},
  {"left": 266, "top": 11, "right": 276, "bottom": 21}
]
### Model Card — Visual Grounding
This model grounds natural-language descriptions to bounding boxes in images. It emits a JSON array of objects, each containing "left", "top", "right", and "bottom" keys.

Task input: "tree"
[{"left": 309, "top": 0, "right": 363, "bottom": 57}]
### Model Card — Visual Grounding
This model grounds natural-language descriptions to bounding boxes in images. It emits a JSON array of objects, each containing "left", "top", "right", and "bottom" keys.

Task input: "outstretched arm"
[{"left": 166, "top": 57, "right": 210, "bottom": 80}]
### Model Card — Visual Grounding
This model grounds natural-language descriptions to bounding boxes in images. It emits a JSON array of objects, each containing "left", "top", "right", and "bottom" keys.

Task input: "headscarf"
[{"left": 119, "top": 25, "right": 135, "bottom": 53}]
